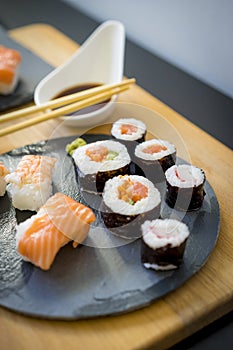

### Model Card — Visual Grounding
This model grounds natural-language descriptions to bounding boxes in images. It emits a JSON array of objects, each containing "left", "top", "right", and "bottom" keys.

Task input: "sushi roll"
[
  {"left": 165, "top": 164, "right": 206, "bottom": 211},
  {"left": 0, "top": 45, "right": 22, "bottom": 95},
  {"left": 16, "top": 192, "right": 96, "bottom": 270},
  {"left": 72, "top": 140, "right": 131, "bottom": 193},
  {"left": 111, "top": 118, "right": 146, "bottom": 143},
  {"left": 134, "top": 139, "right": 176, "bottom": 183},
  {"left": 0, "top": 161, "right": 10, "bottom": 196},
  {"left": 141, "top": 219, "right": 190, "bottom": 270},
  {"left": 5, "top": 155, "right": 57, "bottom": 211},
  {"left": 111, "top": 118, "right": 146, "bottom": 156},
  {"left": 100, "top": 175, "right": 161, "bottom": 239}
]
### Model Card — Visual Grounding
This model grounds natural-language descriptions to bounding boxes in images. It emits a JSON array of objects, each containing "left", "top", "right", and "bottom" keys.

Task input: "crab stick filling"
[{"left": 165, "top": 165, "right": 205, "bottom": 188}]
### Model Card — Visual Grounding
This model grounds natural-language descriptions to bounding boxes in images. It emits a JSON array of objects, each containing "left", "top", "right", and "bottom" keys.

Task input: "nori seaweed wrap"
[
  {"left": 72, "top": 140, "right": 131, "bottom": 193},
  {"left": 165, "top": 164, "right": 206, "bottom": 211},
  {"left": 134, "top": 139, "right": 176, "bottom": 183},
  {"left": 100, "top": 175, "right": 161, "bottom": 239},
  {"left": 141, "top": 219, "right": 190, "bottom": 270},
  {"left": 111, "top": 118, "right": 146, "bottom": 156}
]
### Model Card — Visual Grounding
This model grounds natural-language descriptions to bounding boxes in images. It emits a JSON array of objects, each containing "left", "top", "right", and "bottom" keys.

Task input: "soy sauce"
[{"left": 53, "top": 83, "right": 111, "bottom": 115}]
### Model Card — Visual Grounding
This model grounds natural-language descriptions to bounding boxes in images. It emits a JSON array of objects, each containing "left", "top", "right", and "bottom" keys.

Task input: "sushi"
[
  {"left": 100, "top": 175, "right": 161, "bottom": 239},
  {"left": 165, "top": 164, "right": 206, "bottom": 211},
  {"left": 134, "top": 139, "right": 176, "bottom": 183},
  {"left": 0, "top": 45, "right": 22, "bottom": 95},
  {"left": 5, "top": 155, "right": 57, "bottom": 211},
  {"left": 111, "top": 118, "right": 146, "bottom": 157},
  {"left": 111, "top": 118, "right": 146, "bottom": 144},
  {"left": 0, "top": 161, "right": 10, "bottom": 196},
  {"left": 141, "top": 219, "right": 190, "bottom": 270},
  {"left": 16, "top": 192, "right": 96, "bottom": 270},
  {"left": 72, "top": 140, "right": 131, "bottom": 193}
]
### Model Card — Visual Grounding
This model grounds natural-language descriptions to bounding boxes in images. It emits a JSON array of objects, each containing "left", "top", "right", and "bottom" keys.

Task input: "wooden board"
[{"left": 0, "top": 23, "right": 232, "bottom": 350}]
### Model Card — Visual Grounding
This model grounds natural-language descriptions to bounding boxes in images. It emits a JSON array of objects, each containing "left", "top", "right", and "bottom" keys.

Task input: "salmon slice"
[
  {"left": 131, "top": 181, "right": 148, "bottom": 202},
  {"left": 16, "top": 193, "right": 96, "bottom": 270},
  {"left": 143, "top": 144, "right": 167, "bottom": 154},
  {"left": 0, "top": 45, "right": 21, "bottom": 94},
  {"left": 120, "top": 123, "right": 138, "bottom": 135}
]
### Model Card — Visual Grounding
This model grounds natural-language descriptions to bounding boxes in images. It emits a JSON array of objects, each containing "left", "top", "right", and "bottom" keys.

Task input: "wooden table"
[{"left": 0, "top": 24, "right": 232, "bottom": 350}]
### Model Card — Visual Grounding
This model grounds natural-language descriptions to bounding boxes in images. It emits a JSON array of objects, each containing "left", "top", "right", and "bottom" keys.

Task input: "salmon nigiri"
[
  {"left": 16, "top": 192, "right": 96, "bottom": 270},
  {"left": 0, "top": 45, "right": 22, "bottom": 95}
]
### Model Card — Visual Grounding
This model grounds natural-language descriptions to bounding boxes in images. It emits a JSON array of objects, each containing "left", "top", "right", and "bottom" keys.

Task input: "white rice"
[
  {"left": 135, "top": 139, "right": 176, "bottom": 160},
  {"left": 72, "top": 140, "right": 130, "bottom": 175},
  {"left": 102, "top": 175, "right": 161, "bottom": 215},
  {"left": 6, "top": 180, "right": 53, "bottom": 212},
  {"left": 143, "top": 262, "right": 178, "bottom": 271},
  {"left": 141, "top": 218, "right": 190, "bottom": 249},
  {"left": 165, "top": 164, "right": 205, "bottom": 188},
  {"left": 111, "top": 118, "right": 146, "bottom": 141}
]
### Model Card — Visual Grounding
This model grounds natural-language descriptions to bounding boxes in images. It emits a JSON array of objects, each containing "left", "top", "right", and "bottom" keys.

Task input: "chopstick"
[
  {"left": 0, "top": 82, "right": 133, "bottom": 137},
  {"left": 0, "top": 78, "right": 136, "bottom": 124}
]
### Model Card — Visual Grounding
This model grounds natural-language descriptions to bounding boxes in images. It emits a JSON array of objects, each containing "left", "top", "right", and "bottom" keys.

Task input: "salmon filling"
[
  {"left": 85, "top": 145, "right": 118, "bottom": 162},
  {"left": 143, "top": 144, "right": 167, "bottom": 154},
  {"left": 120, "top": 124, "right": 138, "bottom": 135},
  {"left": 118, "top": 178, "right": 148, "bottom": 205}
]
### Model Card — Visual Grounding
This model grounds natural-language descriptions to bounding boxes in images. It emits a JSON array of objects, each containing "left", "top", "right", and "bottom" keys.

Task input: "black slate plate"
[
  {"left": 0, "top": 25, "right": 53, "bottom": 111},
  {"left": 0, "top": 134, "right": 220, "bottom": 320}
]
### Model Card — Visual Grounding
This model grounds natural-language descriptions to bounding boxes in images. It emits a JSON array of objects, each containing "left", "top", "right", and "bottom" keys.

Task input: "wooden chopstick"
[
  {"left": 0, "top": 78, "right": 136, "bottom": 124},
  {"left": 0, "top": 84, "right": 131, "bottom": 137}
]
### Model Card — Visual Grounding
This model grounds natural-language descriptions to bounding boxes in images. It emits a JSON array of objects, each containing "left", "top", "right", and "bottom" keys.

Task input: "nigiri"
[
  {"left": 0, "top": 45, "right": 22, "bottom": 95},
  {"left": 5, "top": 155, "right": 57, "bottom": 211},
  {"left": 0, "top": 161, "right": 10, "bottom": 196},
  {"left": 16, "top": 192, "right": 96, "bottom": 270}
]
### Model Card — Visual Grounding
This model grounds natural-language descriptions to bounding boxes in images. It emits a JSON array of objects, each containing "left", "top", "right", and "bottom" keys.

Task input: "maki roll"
[
  {"left": 111, "top": 118, "right": 146, "bottom": 155},
  {"left": 134, "top": 139, "right": 176, "bottom": 183},
  {"left": 72, "top": 140, "right": 131, "bottom": 193},
  {"left": 141, "top": 219, "right": 190, "bottom": 270},
  {"left": 111, "top": 118, "right": 146, "bottom": 143},
  {"left": 100, "top": 175, "right": 161, "bottom": 239},
  {"left": 5, "top": 155, "right": 57, "bottom": 211},
  {"left": 0, "top": 161, "right": 9, "bottom": 196},
  {"left": 165, "top": 164, "right": 206, "bottom": 211}
]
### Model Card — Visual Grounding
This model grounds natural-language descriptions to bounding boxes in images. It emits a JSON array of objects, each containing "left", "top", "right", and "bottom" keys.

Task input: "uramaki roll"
[
  {"left": 165, "top": 164, "right": 206, "bottom": 211},
  {"left": 141, "top": 219, "right": 190, "bottom": 270},
  {"left": 100, "top": 175, "right": 161, "bottom": 239}
]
